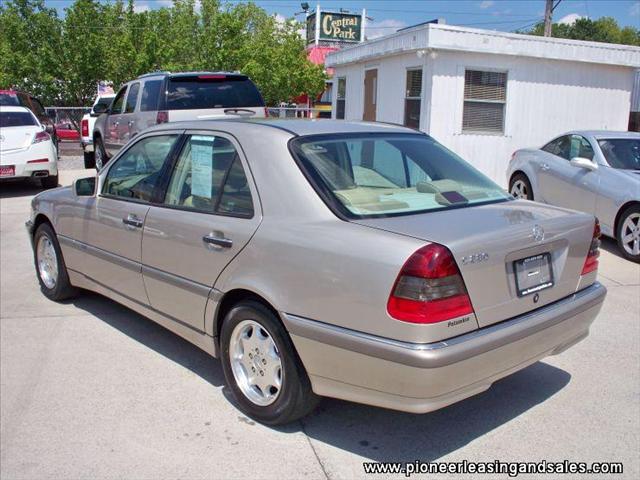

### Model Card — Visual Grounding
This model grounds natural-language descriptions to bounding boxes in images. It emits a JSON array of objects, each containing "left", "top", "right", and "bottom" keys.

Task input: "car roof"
[
  {"left": 569, "top": 130, "right": 640, "bottom": 140},
  {"left": 144, "top": 119, "right": 419, "bottom": 137},
  {"left": 135, "top": 71, "right": 248, "bottom": 80}
]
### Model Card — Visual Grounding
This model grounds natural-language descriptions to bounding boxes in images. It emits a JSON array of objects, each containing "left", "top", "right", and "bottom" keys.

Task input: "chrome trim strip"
[
  {"left": 141, "top": 264, "right": 212, "bottom": 298},
  {"left": 282, "top": 282, "right": 606, "bottom": 369},
  {"left": 68, "top": 268, "right": 206, "bottom": 335},
  {"left": 58, "top": 234, "right": 140, "bottom": 273},
  {"left": 58, "top": 234, "right": 212, "bottom": 298}
]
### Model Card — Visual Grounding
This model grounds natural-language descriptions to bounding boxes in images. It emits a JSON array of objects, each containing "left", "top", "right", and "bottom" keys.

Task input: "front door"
[
  {"left": 363, "top": 69, "right": 378, "bottom": 122},
  {"left": 538, "top": 134, "right": 599, "bottom": 214},
  {"left": 141, "top": 133, "right": 261, "bottom": 331},
  {"left": 80, "top": 133, "right": 181, "bottom": 304}
]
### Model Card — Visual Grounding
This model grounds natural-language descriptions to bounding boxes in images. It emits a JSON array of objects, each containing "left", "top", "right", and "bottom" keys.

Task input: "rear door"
[
  {"left": 164, "top": 74, "right": 266, "bottom": 122},
  {"left": 538, "top": 134, "right": 599, "bottom": 214},
  {"left": 79, "top": 132, "right": 181, "bottom": 304},
  {"left": 120, "top": 81, "right": 140, "bottom": 145},
  {"left": 104, "top": 85, "right": 128, "bottom": 154},
  {"left": 141, "top": 131, "right": 261, "bottom": 331}
]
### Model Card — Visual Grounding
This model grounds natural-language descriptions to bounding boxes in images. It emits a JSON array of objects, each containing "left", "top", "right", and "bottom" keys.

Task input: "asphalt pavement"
[{"left": 1, "top": 162, "right": 639, "bottom": 479}]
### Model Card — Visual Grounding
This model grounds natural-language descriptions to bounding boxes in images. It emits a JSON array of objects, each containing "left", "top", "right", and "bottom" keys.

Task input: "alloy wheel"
[
  {"left": 621, "top": 212, "right": 640, "bottom": 257},
  {"left": 37, "top": 235, "right": 58, "bottom": 289},
  {"left": 229, "top": 319, "right": 283, "bottom": 406},
  {"left": 510, "top": 179, "right": 528, "bottom": 199}
]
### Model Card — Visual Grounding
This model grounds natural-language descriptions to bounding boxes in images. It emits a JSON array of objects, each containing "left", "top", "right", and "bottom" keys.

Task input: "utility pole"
[{"left": 544, "top": 0, "right": 562, "bottom": 37}]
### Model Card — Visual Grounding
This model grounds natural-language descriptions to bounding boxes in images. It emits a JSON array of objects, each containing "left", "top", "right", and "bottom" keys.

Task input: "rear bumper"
[{"left": 283, "top": 282, "right": 606, "bottom": 413}]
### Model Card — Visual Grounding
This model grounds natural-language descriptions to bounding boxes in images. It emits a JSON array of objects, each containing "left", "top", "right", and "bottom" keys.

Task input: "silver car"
[
  {"left": 508, "top": 131, "right": 640, "bottom": 262},
  {"left": 27, "top": 120, "right": 606, "bottom": 425}
]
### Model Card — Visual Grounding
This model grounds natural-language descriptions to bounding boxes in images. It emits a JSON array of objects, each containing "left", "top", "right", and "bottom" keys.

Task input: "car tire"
[
  {"left": 83, "top": 151, "right": 96, "bottom": 169},
  {"left": 509, "top": 173, "right": 534, "bottom": 200},
  {"left": 616, "top": 204, "right": 640, "bottom": 263},
  {"left": 33, "top": 223, "right": 78, "bottom": 301},
  {"left": 41, "top": 174, "right": 59, "bottom": 189},
  {"left": 220, "top": 300, "right": 319, "bottom": 425},
  {"left": 94, "top": 137, "right": 108, "bottom": 170}
]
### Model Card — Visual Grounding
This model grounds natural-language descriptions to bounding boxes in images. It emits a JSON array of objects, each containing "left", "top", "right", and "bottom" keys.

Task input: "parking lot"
[{"left": 1, "top": 153, "right": 639, "bottom": 480}]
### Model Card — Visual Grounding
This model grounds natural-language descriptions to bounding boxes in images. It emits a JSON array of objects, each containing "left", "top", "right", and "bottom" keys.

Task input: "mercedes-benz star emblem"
[{"left": 532, "top": 224, "right": 545, "bottom": 242}]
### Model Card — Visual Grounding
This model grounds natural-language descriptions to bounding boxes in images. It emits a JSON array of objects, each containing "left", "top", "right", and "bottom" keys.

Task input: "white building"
[{"left": 325, "top": 22, "right": 640, "bottom": 185}]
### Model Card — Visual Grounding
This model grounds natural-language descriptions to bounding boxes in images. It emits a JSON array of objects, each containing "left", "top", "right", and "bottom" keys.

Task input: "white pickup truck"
[{"left": 80, "top": 94, "right": 114, "bottom": 168}]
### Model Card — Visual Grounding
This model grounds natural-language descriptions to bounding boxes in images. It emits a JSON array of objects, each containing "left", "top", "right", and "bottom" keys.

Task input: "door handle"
[
  {"left": 122, "top": 214, "right": 143, "bottom": 229},
  {"left": 540, "top": 163, "right": 551, "bottom": 171},
  {"left": 203, "top": 233, "right": 233, "bottom": 249}
]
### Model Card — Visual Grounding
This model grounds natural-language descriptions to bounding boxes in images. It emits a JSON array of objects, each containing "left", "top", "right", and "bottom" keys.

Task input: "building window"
[
  {"left": 462, "top": 70, "right": 507, "bottom": 134},
  {"left": 404, "top": 68, "right": 422, "bottom": 129},
  {"left": 336, "top": 77, "right": 346, "bottom": 119}
]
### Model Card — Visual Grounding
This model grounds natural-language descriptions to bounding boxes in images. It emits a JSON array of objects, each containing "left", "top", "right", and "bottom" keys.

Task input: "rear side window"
[
  {"left": 165, "top": 76, "right": 264, "bottom": 110},
  {"left": 125, "top": 83, "right": 140, "bottom": 113},
  {"left": 0, "top": 111, "right": 37, "bottom": 127},
  {"left": 140, "top": 80, "right": 162, "bottom": 111},
  {"left": 164, "top": 135, "right": 253, "bottom": 216}
]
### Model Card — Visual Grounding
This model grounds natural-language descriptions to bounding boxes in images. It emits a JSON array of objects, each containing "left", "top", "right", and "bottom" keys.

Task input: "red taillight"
[
  {"left": 81, "top": 118, "right": 89, "bottom": 137},
  {"left": 387, "top": 243, "right": 474, "bottom": 324},
  {"left": 32, "top": 131, "right": 50, "bottom": 144},
  {"left": 198, "top": 74, "right": 226, "bottom": 79},
  {"left": 264, "top": 107, "right": 269, "bottom": 118},
  {"left": 27, "top": 158, "right": 49, "bottom": 163},
  {"left": 581, "top": 219, "right": 601, "bottom": 275},
  {"left": 156, "top": 111, "right": 168, "bottom": 124}
]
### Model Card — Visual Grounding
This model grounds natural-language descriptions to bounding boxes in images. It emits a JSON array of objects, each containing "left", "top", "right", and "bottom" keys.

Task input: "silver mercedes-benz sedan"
[
  {"left": 27, "top": 120, "right": 606, "bottom": 425},
  {"left": 508, "top": 131, "right": 640, "bottom": 262}
]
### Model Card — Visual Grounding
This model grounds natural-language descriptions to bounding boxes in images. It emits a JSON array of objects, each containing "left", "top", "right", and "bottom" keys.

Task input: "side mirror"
[
  {"left": 74, "top": 176, "right": 96, "bottom": 196},
  {"left": 570, "top": 157, "right": 597, "bottom": 171},
  {"left": 93, "top": 103, "right": 108, "bottom": 115}
]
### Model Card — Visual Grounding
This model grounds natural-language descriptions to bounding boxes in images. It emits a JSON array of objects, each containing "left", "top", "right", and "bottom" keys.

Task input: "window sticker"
[{"left": 191, "top": 136, "right": 214, "bottom": 198}]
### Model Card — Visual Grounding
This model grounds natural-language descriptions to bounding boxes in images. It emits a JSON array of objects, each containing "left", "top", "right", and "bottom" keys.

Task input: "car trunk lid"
[
  {"left": 0, "top": 126, "right": 40, "bottom": 152},
  {"left": 354, "top": 199, "right": 596, "bottom": 328}
]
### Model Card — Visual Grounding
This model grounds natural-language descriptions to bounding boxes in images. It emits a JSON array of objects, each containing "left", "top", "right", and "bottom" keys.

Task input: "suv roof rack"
[{"left": 137, "top": 71, "right": 171, "bottom": 79}]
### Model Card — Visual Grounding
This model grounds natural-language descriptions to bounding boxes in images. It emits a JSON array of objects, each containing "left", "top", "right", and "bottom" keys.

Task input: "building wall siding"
[{"left": 333, "top": 50, "right": 634, "bottom": 186}]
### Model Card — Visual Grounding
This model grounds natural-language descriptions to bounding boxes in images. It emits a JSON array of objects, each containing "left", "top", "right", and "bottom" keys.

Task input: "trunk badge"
[{"left": 532, "top": 225, "right": 545, "bottom": 242}]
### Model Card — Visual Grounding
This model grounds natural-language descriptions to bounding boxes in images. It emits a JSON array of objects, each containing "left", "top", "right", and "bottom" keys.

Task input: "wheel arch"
[
  {"left": 614, "top": 201, "right": 640, "bottom": 238},
  {"left": 212, "top": 288, "right": 283, "bottom": 348},
  {"left": 32, "top": 213, "right": 54, "bottom": 237}
]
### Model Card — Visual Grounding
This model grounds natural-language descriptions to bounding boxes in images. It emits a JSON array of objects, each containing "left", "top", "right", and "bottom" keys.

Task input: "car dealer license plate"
[
  {"left": 0, "top": 165, "right": 15, "bottom": 177},
  {"left": 514, "top": 253, "right": 554, "bottom": 297}
]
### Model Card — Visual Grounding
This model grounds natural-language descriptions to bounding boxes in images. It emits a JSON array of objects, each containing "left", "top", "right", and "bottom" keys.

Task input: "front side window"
[
  {"left": 125, "top": 83, "right": 140, "bottom": 114},
  {"left": 291, "top": 133, "right": 510, "bottom": 218},
  {"left": 111, "top": 86, "right": 128, "bottom": 114},
  {"left": 598, "top": 138, "right": 640, "bottom": 170},
  {"left": 404, "top": 69, "right": 422, "bottom": 129},
  {"left": 164, "top": 135, "right": 253, "bottom": 216},
  {"left": 336, "top": 77, "right": 346, "bottom": 120},
  {"left": 462, "top": 70, "right": 507, "bottom": 134},
  {"left": 103, "top": 134, "right": 178, "bottom": 202},
  {"left": 569, "top": 135, "right": 594, "bottom": 161}
]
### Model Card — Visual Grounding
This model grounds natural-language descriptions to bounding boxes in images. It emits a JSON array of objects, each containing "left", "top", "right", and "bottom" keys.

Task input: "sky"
[{"left": 37, "top": 0, "right": 640, "bottom": 38}]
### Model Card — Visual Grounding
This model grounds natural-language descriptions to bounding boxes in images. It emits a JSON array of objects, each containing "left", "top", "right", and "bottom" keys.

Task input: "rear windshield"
[
  {"left": 0, "top": 111, "right": 37, "bottom": 127},
  {"left": 0, "top": 93, "right": 20, "bottom": 106},
  {"left": 598, "top": 138, "right": 640, "bottom": 170},
  {"left": 165, "top": 76, "right": 264, "bottom": 110},
  {"left": 290, "top": 133, "right": 510, "bottom": 218}
]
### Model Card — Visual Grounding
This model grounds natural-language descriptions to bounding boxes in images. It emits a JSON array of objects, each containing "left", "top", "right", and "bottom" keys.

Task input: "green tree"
[{"left": 523, "top": 16, "right": 640, "bottom": 46}]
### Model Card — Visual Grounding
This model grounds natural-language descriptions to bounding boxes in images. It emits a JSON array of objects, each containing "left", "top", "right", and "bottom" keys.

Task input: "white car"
[
  {"left": 80, "top": 94, "right": 115, "bottom": 169},
  {"left": 0, "top": 106, "right": 58, "bottom": 188}
]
